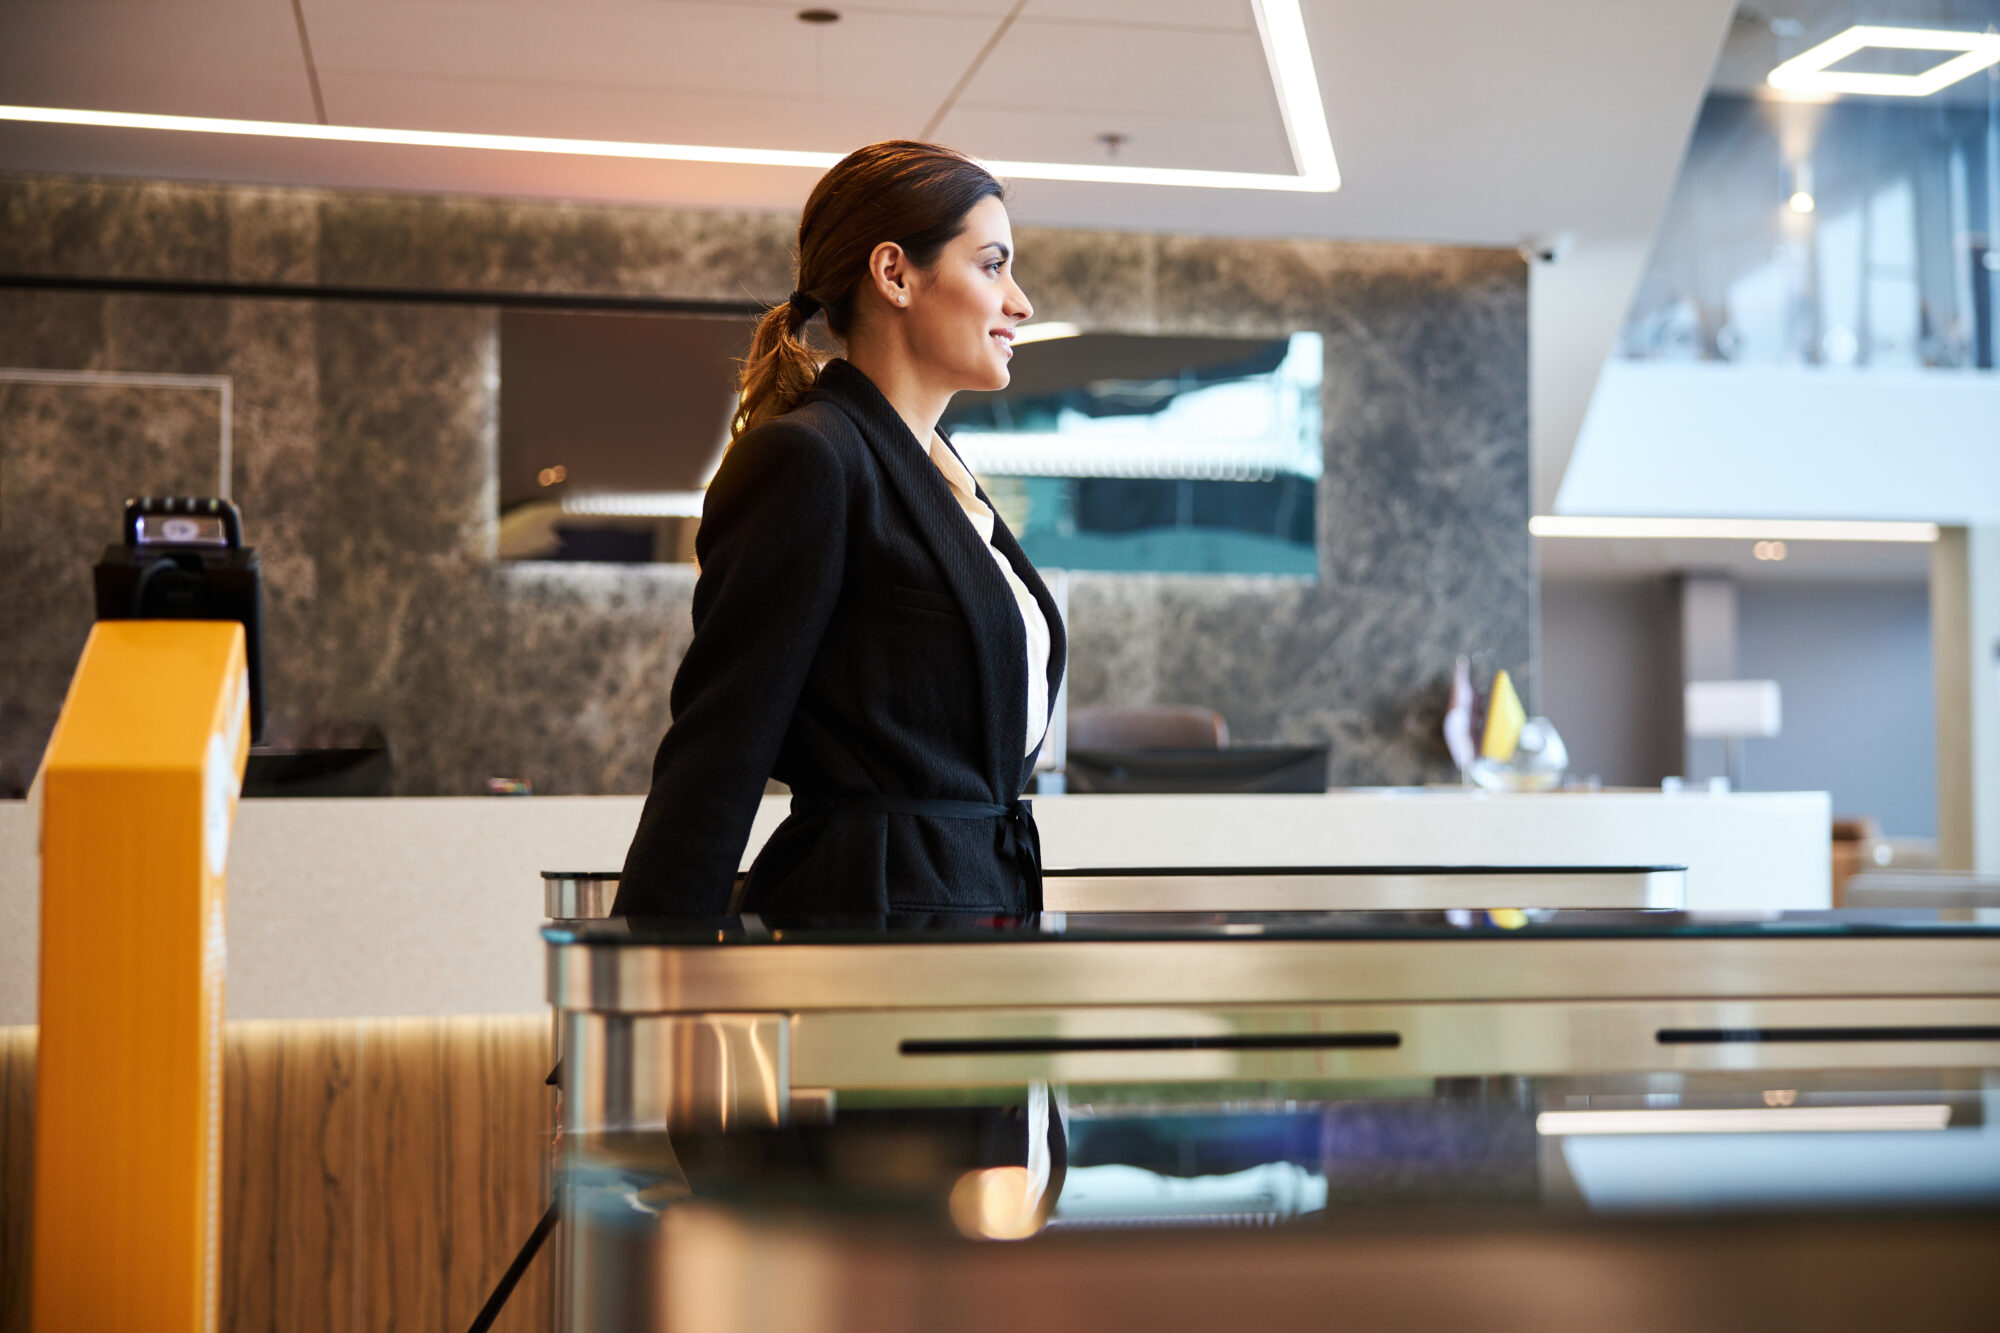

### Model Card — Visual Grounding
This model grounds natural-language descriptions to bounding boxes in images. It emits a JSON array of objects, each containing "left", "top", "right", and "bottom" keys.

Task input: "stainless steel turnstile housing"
[{"left": 548, "top": 916, "right": 2000, "bottom": 1135}]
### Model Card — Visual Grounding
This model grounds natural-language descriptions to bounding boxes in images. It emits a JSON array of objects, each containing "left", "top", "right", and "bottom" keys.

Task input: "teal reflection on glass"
[{"left": 941, "top": 331, "right": 1323, "bottom": 576}]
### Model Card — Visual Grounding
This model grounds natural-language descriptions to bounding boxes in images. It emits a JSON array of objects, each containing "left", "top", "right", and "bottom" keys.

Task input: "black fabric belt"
[{"left": 790, "top": 792, "right": 1043, "bottom": 912}]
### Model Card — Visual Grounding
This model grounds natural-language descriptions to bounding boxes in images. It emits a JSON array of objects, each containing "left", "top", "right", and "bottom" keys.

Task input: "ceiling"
[
  {"left": 1718, "top": 0, "right": 2000, "bottom": 105},
  {"left": 0, "top": 0, "right": 1736, "bottom": 248},
  {"left": 1, "top": 0, "right": 1744, "bottom": 534}
]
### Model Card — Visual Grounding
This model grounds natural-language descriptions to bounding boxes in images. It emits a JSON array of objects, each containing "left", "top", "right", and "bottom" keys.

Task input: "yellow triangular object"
[{"left": 1481, "top": 669, "right": 1526, "bottom": 761}]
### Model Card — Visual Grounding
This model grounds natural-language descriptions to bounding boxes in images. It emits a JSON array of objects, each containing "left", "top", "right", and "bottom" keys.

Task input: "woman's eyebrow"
[{"left": 980, "top": 241, "right": 1012, "bottom": 261}]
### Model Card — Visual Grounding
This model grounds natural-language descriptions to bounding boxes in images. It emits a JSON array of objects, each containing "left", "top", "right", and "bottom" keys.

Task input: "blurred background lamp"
[{"left": 1685, "top": 679, "right": 1782, "bottom": 791}]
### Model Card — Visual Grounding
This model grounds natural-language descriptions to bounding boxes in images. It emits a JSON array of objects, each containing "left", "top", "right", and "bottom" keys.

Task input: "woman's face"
[{"left": 904, "top": 195, "right": 1034, "bottom": 393}]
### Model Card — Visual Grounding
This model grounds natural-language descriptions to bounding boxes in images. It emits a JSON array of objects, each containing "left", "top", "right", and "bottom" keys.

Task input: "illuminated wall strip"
[
  {"left": 1530, "top": 516, "right": 1940, "bottom": 543},
  {"left": 1537, "top": 1105, "right": 1951, "bottom": 1136},
  {"left": 1768, "top": 25, "right": 2000, "bottom": 98},
  {"left": 0, "top": 1, "right": 1339, "bottom": 194}
]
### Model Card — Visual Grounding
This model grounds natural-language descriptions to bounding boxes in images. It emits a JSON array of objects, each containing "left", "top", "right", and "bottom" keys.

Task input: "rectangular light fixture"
[
  {"left": 1009, "top": 322, "right": 1081, "bottom": 346},
  {"left": 1768, "top": 25, "right": 2000, "bottom": 98},
  {"left": 0, "top": 3, "right": 1338, "bottom": 194},
  {"left": 561, "top": 491, "right": 705, "bottom": 518},
  {"left": 1537, "top": 1105, "right": 1952, "bottom": 1136},
  {"left": 1530, "top": 516, "right": 1940, "bottom": 543}
]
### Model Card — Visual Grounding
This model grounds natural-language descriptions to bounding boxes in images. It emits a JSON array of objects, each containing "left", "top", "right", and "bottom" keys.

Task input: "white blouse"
[{"left": 928, "top": 432, "right": 1052, "bottom": 758}]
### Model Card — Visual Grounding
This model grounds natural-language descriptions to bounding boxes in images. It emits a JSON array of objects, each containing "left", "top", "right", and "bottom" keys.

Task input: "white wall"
[
  {"left": 1559, "top": 362, "right": 2000, "bottom": 522},
  {"left": 1736, "top": 582, "right": 1936, "bottom": 837},
  {"left": 1540, "top": 577, "right": 1681, "bottom": 787}
]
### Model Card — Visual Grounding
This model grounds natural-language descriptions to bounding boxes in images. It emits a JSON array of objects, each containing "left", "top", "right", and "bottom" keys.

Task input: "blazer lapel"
[{"left": 810, "top": 360, "right": 1024, "bottom": 799}]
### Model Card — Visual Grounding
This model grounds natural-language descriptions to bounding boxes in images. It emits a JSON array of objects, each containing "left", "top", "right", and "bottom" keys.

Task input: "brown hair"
[{"left": 731, "top": 140, "right": 1005, "bottom": 442}]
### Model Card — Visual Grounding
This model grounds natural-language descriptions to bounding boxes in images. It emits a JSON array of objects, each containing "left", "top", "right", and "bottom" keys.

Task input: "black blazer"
[{"left": 614, "top": 359, "right": 1067, "bottom": 918}]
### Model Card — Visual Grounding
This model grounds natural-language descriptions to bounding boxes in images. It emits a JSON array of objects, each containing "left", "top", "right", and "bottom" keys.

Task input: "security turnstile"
[
  {"left": 543, "top": 863, "right": 1688, "bottom": 923},
  {"left": 548, "top": 911, "right": 2000, "bottom": 1134},
  {"left": 548, "top": 911, "right": 2000, "bottom": 1333}
]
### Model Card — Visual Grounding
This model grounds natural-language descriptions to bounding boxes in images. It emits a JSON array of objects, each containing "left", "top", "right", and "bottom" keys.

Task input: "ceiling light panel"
[{"left": 1768, "top": 25, "right": 2000, "bottom": 98}]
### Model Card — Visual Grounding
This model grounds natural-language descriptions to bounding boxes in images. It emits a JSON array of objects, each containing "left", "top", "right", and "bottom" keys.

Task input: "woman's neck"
[{"left": 844, "top": 338, "right": 952, "bottom": 450}]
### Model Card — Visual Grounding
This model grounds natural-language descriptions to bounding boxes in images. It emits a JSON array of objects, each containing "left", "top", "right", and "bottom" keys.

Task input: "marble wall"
[{"left": 0, "top": 173, "right": 1528, "bottom": 794}]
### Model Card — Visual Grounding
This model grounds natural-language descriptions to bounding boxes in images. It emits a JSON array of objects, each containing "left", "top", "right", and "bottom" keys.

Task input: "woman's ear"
[{"left": 867, "top": 241, "right": 911, "bottom": 309}]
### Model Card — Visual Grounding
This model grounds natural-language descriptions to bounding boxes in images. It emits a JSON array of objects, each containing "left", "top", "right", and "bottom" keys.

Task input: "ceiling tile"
[
  {"left": 0, "top": 0, "right": 315, "bottom": 121},
  {"left": 936, "top": 104, "right": 1293, "bottom": 175},
  {"left": 304, "top": 1, "right": 1001, "bottom": 109},
  {"left": 315, "top": 69, "right": 937, "bottom": 154},
  {"left": 955, "top": 17, "right": 1280, "bottom": 123},
  {"left": 1018, "top": 0, "right": 1255, "bottom": 31}
]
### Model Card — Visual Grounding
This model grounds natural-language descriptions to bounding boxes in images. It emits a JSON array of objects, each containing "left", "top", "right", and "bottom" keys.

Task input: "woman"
[{"left": 614, "top": 141, "right": 1067, "bottom": 919}]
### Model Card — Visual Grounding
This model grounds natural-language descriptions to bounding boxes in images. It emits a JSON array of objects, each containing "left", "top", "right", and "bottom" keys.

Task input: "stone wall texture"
[{"left": 0, "top": 173, "right": 1530, "bottom": 794}]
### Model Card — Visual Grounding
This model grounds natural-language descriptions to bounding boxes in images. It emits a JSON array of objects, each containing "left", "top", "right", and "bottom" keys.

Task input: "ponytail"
[
  {"left": 732, "top": 294, "right": 821, "bottom": 444},
  {"left": 729, "top": 140, "right": 1004, "bottom": 446}
]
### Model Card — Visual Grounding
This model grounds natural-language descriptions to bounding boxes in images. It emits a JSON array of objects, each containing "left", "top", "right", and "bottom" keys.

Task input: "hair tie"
[{"left": 788, "top": 290, "right": 820, "bottom": 321}]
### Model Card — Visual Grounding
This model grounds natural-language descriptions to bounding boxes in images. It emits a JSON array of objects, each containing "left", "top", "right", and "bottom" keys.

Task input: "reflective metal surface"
[
  {"left": 558, "top": 1068, "right": 2000, "bottom": 1331},
  {"left": 544, "top": 871, "right": 620, "bottom": 922},
  {"left": 563, "top": 1011, "right": 787, "bottom": 1133},
  {"left": 790, "top": 998, "right": 2000, "bottom": 1089},
  {"left": 549, "top": 933, "right": 2000, "bottom": 1015}
]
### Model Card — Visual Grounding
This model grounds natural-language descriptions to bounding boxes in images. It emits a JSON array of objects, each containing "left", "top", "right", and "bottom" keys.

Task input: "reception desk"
[{"left": 0, "top": 788, "right": 1829, "bottom": 1026}]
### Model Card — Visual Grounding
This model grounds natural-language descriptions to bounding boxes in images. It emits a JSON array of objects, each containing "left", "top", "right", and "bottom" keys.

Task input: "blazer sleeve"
[{"left": 614, "top": 420, "right": 849, "bottom": 916}]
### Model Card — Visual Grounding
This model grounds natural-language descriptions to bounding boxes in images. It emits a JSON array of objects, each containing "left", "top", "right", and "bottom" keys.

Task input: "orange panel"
[{"left": 33, "top": 621, "right": 248, "bottom": 1333}]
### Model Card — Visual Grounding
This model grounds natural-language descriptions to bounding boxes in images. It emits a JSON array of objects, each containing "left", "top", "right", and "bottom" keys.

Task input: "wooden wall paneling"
[
  {"left": 442, "top": 1015, "right": 555, "bottom": 1333},
  {"left": 358, "top": 1015, "right": 553, "bottom": 1333},
  {"left": 1, "top": 1026, "right": 36, "bottom": 1333},
  {"left": 221, "top": 1019, "right": 361, "bottom": 1333},
  {"left": 0, "top": 1016, "right": 555, "bottom": 1333}
]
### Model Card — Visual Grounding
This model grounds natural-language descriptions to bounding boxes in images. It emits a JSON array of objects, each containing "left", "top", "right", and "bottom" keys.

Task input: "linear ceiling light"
[
  {"left": 1530, "top": 516, "right": 1940, "bottom": 543},
  {"left": 1768, "top": 25, "right": 2000, "bottom": 98},
  {"left": 562, "top": 491, "right": 705, "bottom": 518},
  {"left": 1009, "top": 322, "right": 1081, "bottom": 346},
  {"left": 0, "top": 3, "right": 1338, "bottom": 194},
  {"left": 1538, "top": 1105, "right": 1952, "bottom": 1136}
]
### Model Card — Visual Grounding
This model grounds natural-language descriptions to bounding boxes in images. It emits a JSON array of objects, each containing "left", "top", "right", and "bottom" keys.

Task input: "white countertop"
[{"left": 0, "top": 788, "right": 1830, "bottom": 1024}]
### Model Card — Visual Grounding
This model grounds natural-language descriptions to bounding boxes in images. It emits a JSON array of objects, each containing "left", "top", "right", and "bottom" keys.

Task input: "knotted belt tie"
[{"left": 790, "top": 792, "right": 1043, "bottom": 912}]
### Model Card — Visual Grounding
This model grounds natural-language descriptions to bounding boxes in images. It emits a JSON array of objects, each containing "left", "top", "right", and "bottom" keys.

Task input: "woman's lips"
[{"left": 991, "top": 330, "right": 1014, "bottom": 356}]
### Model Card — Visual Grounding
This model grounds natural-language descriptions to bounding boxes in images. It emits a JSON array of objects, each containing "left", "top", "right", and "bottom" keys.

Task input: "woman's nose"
[{"left": 1006, "top": 280, "right": 1033, "bottom": 323}]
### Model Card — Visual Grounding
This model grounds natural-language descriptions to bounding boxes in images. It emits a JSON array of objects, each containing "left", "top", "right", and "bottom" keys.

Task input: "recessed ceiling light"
[
  {"left": 1768, "top": 24, "right": 2000, "bottom": 98},
  {"left": 1530, "top": 516, "right": 1939, "bottom": 543},
  {"left": 796, "top": 8, "right": 840, "bottom": 23},
  {"left": 0, "top": 4, "right": 1337, "bottom": 193}
]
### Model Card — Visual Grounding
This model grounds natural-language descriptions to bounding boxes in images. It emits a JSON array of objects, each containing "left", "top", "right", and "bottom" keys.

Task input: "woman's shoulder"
[
  {"left": 735, "top": 394, "right": 864, "bottom": 456},
  {"left": 710, "top": 400, "right": 861, "bottom": 500}
]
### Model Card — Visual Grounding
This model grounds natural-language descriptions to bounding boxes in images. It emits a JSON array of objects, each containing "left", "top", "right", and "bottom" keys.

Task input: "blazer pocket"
[{"left": 885, "top": 582, "right": 963, "bottom": 617}]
